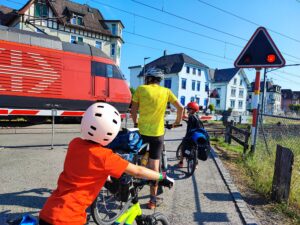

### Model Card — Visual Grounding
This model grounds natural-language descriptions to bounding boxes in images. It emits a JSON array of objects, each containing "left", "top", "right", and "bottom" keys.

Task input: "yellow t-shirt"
[{"left": 132, "top": 84, "right": 177, "bottom": 136}]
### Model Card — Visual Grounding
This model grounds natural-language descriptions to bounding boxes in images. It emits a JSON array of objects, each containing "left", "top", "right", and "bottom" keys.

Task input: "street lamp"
[{"left": 143, "top": 57, "right": 150, "bottom": 84}]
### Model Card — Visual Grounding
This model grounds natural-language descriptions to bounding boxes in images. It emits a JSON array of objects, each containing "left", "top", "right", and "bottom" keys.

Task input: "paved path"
[{"left": 0, "top": 124, "right": 256, "bottom": 224}]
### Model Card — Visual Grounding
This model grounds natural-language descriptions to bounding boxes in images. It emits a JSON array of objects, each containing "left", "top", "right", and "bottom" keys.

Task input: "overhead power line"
[
  {"left": 131, "top": 0, "right": 247, "bottom": 41},
  {"left": 197, "top": 0, "right": 300, "bottom": 44},
  {"left": 92, "top": 0, "right": 241, "bottom": 48},
  {"left": 131, "top": 0, "right": 300, "bottom": 61},
  {"left": 124, "top": 30, "right": 234, "bottom": 60}
]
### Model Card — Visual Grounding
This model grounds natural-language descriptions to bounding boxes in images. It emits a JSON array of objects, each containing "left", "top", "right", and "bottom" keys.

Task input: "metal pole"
[
  {"left": 261, "top": 68, "right": 267, "bottom": 115},
  {"left": 251, "top": 68, "right": 261, "bottom": 153},
  {"left": 51, "top": 109, "right": 56, "bottom": 150}
]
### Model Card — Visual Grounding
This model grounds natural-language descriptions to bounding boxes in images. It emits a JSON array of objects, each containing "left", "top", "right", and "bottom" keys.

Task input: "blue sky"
[{"left": 3, "top": 0, "right": 300, "bottom": 90}]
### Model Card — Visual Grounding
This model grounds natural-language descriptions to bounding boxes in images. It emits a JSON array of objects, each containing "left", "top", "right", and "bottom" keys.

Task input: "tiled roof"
[
  {"left": 0, "top": 5, "right": 17, "bottom": 25},
  {"left": 50, "top": 0, "right": 112, "bottom": 35},
  {"left": 139, "top": 53, "right": 208, "bottom": 76},
  {"left": 2, "top": 0, "right": 114, "bottom": 35},
  {"left": 213, "top": 68, "right": 240, "bottom": 83},
  {"left": 281, "top": 89, "right": 293, "bottom": 99}
]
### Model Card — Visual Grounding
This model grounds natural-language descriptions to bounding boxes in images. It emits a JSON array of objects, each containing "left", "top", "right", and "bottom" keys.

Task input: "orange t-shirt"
[{"left": 39, "top": 137, "right": 129, "bottom": 225}]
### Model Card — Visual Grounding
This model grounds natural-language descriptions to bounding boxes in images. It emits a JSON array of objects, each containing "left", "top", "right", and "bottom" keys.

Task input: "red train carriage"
[{"left": 0, "top": 26, "right": 131, "bottom": 117}]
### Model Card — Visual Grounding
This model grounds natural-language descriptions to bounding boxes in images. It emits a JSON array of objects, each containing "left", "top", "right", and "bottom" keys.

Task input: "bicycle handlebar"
[{"left": 164, "top": 123, "right": 183, "bottom": 130}]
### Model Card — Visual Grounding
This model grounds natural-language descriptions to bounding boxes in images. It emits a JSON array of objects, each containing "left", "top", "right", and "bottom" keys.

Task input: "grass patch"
[{"left": 215, "top": 136, "right": 300, "bottom": 222}]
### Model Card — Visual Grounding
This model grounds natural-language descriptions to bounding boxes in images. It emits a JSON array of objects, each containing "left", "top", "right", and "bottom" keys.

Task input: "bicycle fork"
[{"left": 113, "top": 202, "right": 142, "bottom": 225}]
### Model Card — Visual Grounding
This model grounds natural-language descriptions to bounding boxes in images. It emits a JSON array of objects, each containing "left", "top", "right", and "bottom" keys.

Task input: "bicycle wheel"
[
  {"left": 91, "top": 187, "right": 131, "bottom": 225},
  {"left": 136, "top": 212, "right": 170, "bottom": 225},
  {"left": 176, "top": 142, "right": 183, "bottom": 160},
  {"left": 150, "top": 212, "right": 170, "bottom": 225},
  {"left": 186, "top": 147, "right": 197, "bottom": 176}
]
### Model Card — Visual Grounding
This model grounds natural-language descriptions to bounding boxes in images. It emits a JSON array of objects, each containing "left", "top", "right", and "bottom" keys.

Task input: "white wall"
[{"left": 177, "top": 64, "right": 209, "bottom": 108}]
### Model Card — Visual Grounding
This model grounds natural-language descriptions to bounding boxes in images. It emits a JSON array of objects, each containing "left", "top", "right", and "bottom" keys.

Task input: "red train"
[{"left": 0, "top": 27, "right": 131, "bottom": 116}]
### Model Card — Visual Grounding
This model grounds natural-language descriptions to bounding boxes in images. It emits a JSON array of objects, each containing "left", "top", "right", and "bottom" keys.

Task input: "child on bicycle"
[
  {"left": 39, "top": 103, "right": 174, "bottom": 225},
  {"left": 178, "top": 101, "right": 203, "bottom": 168}
]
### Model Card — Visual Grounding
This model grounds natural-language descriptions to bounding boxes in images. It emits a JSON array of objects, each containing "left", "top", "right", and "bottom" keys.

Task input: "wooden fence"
[{"left": 225, "top": 121, "right": 251, "bottom": 155}]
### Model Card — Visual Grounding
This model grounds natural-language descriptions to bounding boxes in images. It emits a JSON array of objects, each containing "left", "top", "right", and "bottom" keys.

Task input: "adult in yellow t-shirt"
[{"left": 131, "top": 67, "right": 183, "bottom": 209}]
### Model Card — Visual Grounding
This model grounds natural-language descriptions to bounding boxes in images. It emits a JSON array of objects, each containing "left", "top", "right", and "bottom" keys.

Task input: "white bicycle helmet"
[
  {"left": 145, "top": 67, "right": 164, "bottom": 80},
  {"left": 81, "top": 103, "right": 121, "bottom": 146}
]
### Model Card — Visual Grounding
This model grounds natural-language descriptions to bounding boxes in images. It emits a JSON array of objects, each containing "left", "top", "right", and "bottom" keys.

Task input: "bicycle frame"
[{"left": 113, "top": 202, "right": 142, "bottom": 225}]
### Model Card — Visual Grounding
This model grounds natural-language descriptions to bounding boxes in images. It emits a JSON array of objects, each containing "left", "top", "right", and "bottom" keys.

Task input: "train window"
[
  {"left": 113, "top": 65, "right": 124, "bottom": 79},
  {"left": 107, "top": 65, "right": 113, "bottom": 78},
  {"left": 91, "top": 61, "right": 106, "bottom": 77}
]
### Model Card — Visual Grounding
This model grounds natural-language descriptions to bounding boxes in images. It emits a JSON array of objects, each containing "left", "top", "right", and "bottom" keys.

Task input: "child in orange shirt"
[{"left": 39, "top": 103, "right": 174, "bottom": 225}]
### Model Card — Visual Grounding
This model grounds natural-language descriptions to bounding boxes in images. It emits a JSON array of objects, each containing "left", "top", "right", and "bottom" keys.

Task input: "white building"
[
  {"left": 209, "top": 68, "right": 249, "bottom": 115},
  {"left": 247, "top": 81, "right": 282, "bottom": 115},
  {"left": 129, "top": 53, "right": 210, "bottom": 109},
  {"left": 0, "top": 0, "right": 123, "bottom": 65}
]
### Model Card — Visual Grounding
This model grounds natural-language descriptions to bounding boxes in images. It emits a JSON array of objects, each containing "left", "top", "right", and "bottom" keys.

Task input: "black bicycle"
[
  {"left": 90, "top": 143, "right": 172, "bottom": 225},
  {"left": 176, "top": 120, "right": 208, "bottom": 176}
]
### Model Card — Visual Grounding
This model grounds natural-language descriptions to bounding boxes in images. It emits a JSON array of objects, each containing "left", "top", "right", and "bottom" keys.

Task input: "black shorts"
[
  {"left": 39, "top": 218, "right": 52, "bottom": 225},
  {"left": 141, "top": 135, "right": 164, "bottom": 160}
]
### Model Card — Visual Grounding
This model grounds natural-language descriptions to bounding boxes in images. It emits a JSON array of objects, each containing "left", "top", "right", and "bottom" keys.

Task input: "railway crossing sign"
[{"left": 234, "top": 27, "right": 285, "bottom": 68}]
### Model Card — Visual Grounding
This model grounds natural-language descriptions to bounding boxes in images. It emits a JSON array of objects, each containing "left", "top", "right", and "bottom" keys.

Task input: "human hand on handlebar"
[{"left": 159, "top": 172, "right": 174, "bottom": 189}]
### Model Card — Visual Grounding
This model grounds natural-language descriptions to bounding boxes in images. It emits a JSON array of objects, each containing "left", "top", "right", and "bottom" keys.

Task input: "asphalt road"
[{"left": 0, "top": 123, "right": 250, "bottom": 225}]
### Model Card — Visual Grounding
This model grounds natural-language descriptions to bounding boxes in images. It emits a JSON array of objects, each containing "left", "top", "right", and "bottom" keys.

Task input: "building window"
[
  {"left": 240, "top": 80, "right": 243, "bottom": 86},
  {"left": 197, "top": 81, "right": 200, "bottom": 91},
  {"left": 95, "top": 41, "right": 102, "bottom": 49},
  {"left": 180, "top": 96, "right": 185, "bottom": 106},
  {"left": 205, "top": 83, "right": 209, "bottom": 92},
  {"left": 239, "top": 89, "right": 244, "bottom": 98},
  {"left": 70, "top": 35, "right": 76, "bottom": 43},
  {"left": 198, "top": 69, "right": 201, "bottom": 76},
  {"left": 230, "top": 100, "right": 235, "bottom": 108},
  {"left": 117, "top": 46, "right": 121, "bottom": 58},
  {"left": 216, "top": 99, "right": 220, "bottom": 108},
  {"left": 186, "top": 66, "right": 190, "bottom": 73},
  {"left": 191, "top": 96, "right": 195, "bottom": 102},
  {"left": 234, "top": 78, "right": 237, "bottom": 85},
  {"left": 231, "top": 88, "right": 236, "bottom": 97},
  {"left": 196, "top": 97, "right": 200, "bottom": 104},
  {"left": 70, "top": 15, "right": 84, "bottom": 26},
  {"left": 111, "top": 24, "right": 117, "bottom": 35},
  {"left": 35, "top": 0, "right": 48, "bottom": 17},
  {"left": 193, "top": 68, "right": 196, "bottom": 75},
  {"left": 111, "top": 43, "right": 115, "bottom": 56},
  {"left": 77, "top": 36, "right": 83, "bottom": 43},
  {"left": 238, "top": 100, "right": 243, "bottom": 109},
  {"left": 181, "top": 78, "right": 186, "bottom": 89},
  {"left": 164, "top": 79, "right": 172, "bottom": 89},
  {"left": 192, "top": 80, "right": 196, "bottom": 91}
]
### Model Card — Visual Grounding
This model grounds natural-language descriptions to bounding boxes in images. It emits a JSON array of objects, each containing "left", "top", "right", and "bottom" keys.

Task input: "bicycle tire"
[
  {"left": 176, "top": 142, "right": 183, "bottom": 160},
  {"left": 187, "top": 147, "right": 197, "bottom": 176},
  {"left": 91, "top": 187, "right": 131, "bottom": 225},
  {"left": 150, "top": 212, "right": 170, "bottom": 225}
]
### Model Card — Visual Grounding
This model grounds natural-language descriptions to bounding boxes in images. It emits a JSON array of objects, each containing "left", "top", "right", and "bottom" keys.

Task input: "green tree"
[
  {"left": 208, "top": 103, "right": 215, "bottom": 112},
  {"left": 289, "top": 104, "right": 300, "bottom": 113}
]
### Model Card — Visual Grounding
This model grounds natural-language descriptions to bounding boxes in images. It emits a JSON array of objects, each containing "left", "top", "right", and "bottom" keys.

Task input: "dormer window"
[
  {"left": 71, "top": 14, "right": 84, "bottom": 26},
  {"left": 111, "top": 24, "right": 117, "bottom": 35},
  {"left": 35, "top": 0, "right": 48, "bottom": 18}
]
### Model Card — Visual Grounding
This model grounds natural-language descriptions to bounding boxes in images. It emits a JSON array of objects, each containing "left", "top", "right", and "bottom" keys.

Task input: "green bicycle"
[{"left": 91, "top": 178, "right": 171, "bottom": 225}]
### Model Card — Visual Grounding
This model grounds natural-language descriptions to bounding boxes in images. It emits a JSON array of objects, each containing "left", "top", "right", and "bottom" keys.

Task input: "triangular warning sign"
[{"left": 234, "top": 27, "right": 285, "bottom": 68}]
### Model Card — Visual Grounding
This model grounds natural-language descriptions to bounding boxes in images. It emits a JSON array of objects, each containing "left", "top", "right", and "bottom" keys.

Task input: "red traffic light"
[{"left": 266, "top": 54, "right": 276, "bottom": 63}]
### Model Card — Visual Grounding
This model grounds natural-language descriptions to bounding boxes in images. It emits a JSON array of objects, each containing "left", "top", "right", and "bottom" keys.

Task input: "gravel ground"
[{"left": 1, "top": 124, "right": 246, "bottom": 224}]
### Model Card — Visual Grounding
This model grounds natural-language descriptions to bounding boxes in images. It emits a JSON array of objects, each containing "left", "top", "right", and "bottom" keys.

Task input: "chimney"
[{"left": 163, "top": 50, "right": 167, "bottom": 56}]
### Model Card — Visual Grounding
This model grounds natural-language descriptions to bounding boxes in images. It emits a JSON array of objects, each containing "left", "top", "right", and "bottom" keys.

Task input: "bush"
[
  {"left": 208, "top": 104, "right": 215, "bottom": 112},
  {"left": 289, "top": 104, "right": 300, "bottom": 113}
]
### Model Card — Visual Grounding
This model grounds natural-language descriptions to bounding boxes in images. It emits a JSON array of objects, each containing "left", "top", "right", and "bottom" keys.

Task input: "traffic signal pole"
[{"left": 250, "top": 68, "right": 261, "bottom": 153}]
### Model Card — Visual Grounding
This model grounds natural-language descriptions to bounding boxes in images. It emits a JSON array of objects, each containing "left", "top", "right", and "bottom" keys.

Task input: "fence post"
[
  {"left": 224, "top": 121, "right": 231, "bottom": 143},
  {"left": 243, "top": 125, "right": 251, "bottom": 156},
  {"left": 271, "top": 145, "right": 294, "bottom": 203}
]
